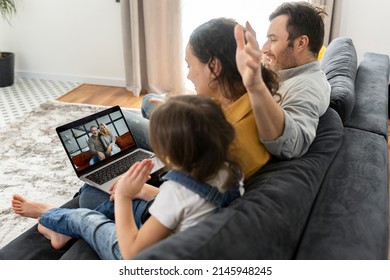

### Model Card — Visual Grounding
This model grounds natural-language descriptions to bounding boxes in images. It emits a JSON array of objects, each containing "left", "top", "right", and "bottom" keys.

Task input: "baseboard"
[{"left": 15, "top": 71, "right": 126, "bottom": 87}]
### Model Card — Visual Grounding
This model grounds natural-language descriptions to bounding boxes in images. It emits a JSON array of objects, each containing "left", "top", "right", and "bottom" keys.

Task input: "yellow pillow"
[{"left": 318, "top": 45, "right": 326, "bottom": 61}]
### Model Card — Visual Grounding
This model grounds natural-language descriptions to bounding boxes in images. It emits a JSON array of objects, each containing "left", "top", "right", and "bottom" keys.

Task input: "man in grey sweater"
[
  {"left": 235, "top": 1, "right": 330, "bottom": 159},
  {"left": 87, "top": 125, "right": 106, "bottom": 165}
]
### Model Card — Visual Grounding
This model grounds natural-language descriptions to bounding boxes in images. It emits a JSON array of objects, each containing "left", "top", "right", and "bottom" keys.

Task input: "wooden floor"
[{"left": 57, "top": 84, "right": 146, "bottom": 108}]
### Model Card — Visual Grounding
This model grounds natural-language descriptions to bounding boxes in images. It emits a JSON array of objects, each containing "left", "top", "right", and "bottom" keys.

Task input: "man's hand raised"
[{"left": 234, "top": 21, "right": 264, "bottom": 93}]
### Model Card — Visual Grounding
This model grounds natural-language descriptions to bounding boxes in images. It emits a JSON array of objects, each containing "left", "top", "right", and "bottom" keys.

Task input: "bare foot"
[
  {"left": 11, "top": 194, "right": 54, "bottom": 218},
  {"left": 37, "top": 224, "right": 72, "bottom": 250}
]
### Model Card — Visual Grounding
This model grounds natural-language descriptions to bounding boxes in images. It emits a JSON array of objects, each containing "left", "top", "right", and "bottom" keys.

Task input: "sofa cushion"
[
  {"left": 296, "top": 128, "right": 389, "bottom": 259},
  {"left": 133, "top": 108, "right": 343, "bottom": 259},
  {"left": 344, "top": 52, "right": 390, "bottom": 138},
  {"left": 321, "top": 37, "right": 358, "bottom": 122}
]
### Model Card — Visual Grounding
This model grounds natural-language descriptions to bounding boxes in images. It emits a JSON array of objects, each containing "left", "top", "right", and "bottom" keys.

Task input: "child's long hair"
[
  {"left": 99, "top": 123, "right": 112, "bottom": 136},
  {"left": 149, "top": 95, "right": 242, "bottom": 188}
]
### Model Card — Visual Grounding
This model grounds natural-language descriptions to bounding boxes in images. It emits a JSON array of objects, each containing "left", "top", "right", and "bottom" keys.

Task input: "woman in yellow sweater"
[{"left": 166, "top": 17, "right": 280, "bottom": 178}]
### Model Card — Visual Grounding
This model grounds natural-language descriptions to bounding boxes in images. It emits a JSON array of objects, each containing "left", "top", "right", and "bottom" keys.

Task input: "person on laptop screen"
[
  {"left": 87, "top": 125, "right": 106, "bottom": 165},
  {"left": 88, "top": 124, "right": 121, "bottom": 166},
  {"left": 99, "top": 123, "right": 121, "bottom": 157},
  {"left": 12, "top": 95, "right": 244, "bottom": 260}
]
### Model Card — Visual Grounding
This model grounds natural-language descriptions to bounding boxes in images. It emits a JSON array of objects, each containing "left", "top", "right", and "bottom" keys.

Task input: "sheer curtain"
[
  {"left": 120, "top": 0, "right": 184, "bottom": 97},
  {"left": 181, "top": 0, "right": 296, "bottom": 92},
  {"left": 120, "top": 1, "right": 327, "bottom": 97},
  {"left": 310, "top": 0, "right": 341, "bottom": 45}
]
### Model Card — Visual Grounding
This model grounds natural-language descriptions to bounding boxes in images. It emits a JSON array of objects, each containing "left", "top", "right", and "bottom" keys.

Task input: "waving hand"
[{"left": 234, "top": 22, "right": 264, "bottom": 93}]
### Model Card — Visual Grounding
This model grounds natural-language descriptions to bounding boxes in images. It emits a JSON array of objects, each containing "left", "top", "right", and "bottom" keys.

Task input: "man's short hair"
[{"left": 270, "top": 1, "right": 328, "bottom": 55}]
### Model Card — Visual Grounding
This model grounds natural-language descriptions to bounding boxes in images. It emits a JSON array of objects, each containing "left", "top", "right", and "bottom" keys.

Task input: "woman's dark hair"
[
  {"left": 269, "top": 1, "right": 328, "bottom": 55},
  {"left": 189, "top": 17, "right": 279, "bottom": 102},
  {"left": 149, "top": 95, "right": 242, "bottom": 187}
]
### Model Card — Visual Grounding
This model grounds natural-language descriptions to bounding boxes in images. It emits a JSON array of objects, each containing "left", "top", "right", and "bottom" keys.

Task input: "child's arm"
[
  {"left": 109, "top": 181, "right": 159, "bottom": 202},
  {"left": 114, "top": 159, "right": 170, "bottom": 259},
  {"left": 134, "top": 183, "right": 159, "bottom": 201},
  {"left": 117, "top": 210, "right": 171, "bottom": 259}
]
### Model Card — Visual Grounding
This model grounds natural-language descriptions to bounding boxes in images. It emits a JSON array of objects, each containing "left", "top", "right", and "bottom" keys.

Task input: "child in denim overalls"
[{"left": 13, "top": 95, "right": 244, "bottom": 259}]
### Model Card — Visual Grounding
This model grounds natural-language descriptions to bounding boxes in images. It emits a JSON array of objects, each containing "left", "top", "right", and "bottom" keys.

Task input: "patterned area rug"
[{"left": 0, "top": 100, "right": 110, "bottom": 248}]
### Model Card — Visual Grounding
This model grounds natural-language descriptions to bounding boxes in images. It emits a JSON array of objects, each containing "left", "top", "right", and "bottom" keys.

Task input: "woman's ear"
[{"left": 209, "top": 57, "right": 222, "bottom": 80}]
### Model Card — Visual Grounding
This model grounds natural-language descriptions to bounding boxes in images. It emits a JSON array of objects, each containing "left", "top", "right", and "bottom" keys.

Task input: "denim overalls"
[{"left": 162, "top": 170, "right": 241, "bottom": 208}]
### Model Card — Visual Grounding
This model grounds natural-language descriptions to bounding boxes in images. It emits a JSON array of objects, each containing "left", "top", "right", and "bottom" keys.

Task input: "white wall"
[
  {"left": 336, "top": 0, "right": 390, "bottom": 62},
  {"left": 0, "top": 0, "right": 125, "bottom": 86},
  {"left": 1, "top": 0, "right": 389, "bottom": 86}
]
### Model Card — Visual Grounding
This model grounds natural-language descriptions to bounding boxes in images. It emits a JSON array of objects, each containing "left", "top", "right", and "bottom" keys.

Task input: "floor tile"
[{"left": 0, "top": 77, "right": 79, "bottom": 129}]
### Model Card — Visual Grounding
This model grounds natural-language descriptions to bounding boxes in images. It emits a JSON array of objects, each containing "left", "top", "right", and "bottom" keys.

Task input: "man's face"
[
  {"left": 90, "top": 127, "right": 98, "bottom": 137},
  {"left": 262, "top": 15, "right": 298, "bottom": 71}
]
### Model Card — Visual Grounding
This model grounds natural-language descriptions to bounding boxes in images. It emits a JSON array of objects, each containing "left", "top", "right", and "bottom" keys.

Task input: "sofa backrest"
[
  {"left": 344, "top": 52, "right": 390, "bottom": 139},
  {"left": 321, "top": 37, "right": 358, "bottom": 123}
]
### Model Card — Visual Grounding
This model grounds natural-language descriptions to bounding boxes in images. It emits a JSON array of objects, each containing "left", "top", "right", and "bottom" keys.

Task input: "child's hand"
[{"left": 113, "top": 159, "right": 154, "bottom": 200}]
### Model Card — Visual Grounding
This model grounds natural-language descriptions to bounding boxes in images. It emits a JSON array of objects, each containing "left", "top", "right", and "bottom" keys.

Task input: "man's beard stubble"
[{"left": 262, "top": 45, "right": 297, "bottom": 72}]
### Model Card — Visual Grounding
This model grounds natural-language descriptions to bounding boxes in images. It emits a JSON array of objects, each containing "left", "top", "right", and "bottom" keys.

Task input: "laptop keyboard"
[{"left": 86, "top": 150, "right": 152, "bottom": 185}]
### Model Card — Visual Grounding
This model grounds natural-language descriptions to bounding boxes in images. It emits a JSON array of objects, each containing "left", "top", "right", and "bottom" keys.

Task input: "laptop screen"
[{"left": 56, "top": 106, "right": 138, "bottom": 176}]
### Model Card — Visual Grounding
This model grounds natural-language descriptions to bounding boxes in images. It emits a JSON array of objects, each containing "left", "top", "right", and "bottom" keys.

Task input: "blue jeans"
[
  {"left": 78, "top": 184, "right": 151, "bottom": 226},
  {"left": 40, "top": 207, "right": 122, "bottom": 259},
  {"left": 122, "top": 110, "right": 151, "bottom": 151},
  {"left": 141, "top": 93, "right": 166, "bottom": 119},
  {"left": 78, "top": 183, "right": 110, "bottom": 209},
  {"left": 39, "top": 198, "right": 151, "bottom": 260},
  {"left": 89, "top": 155, "right": 102, "bottom": 166}
]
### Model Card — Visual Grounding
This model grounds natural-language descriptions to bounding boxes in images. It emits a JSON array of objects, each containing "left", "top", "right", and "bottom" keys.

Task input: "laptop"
[{"left": 56, "top": 105, "right": 164, "bottom": 193}]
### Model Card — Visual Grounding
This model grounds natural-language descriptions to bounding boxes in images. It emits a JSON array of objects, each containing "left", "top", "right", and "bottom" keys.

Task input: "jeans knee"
[{"left": 141, "top": 93, "right": 165, "bottom": 119}]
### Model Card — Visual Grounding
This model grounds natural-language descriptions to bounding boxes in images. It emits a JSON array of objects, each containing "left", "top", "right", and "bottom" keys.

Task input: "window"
[{"left": 181, "top": 0, "right": 302, "bottom": 91}]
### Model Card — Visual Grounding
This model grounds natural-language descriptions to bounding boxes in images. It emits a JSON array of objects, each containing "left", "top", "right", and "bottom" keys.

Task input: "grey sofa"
[{"left": 0, "top": 37, "right": 388, "bottom": 260}]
